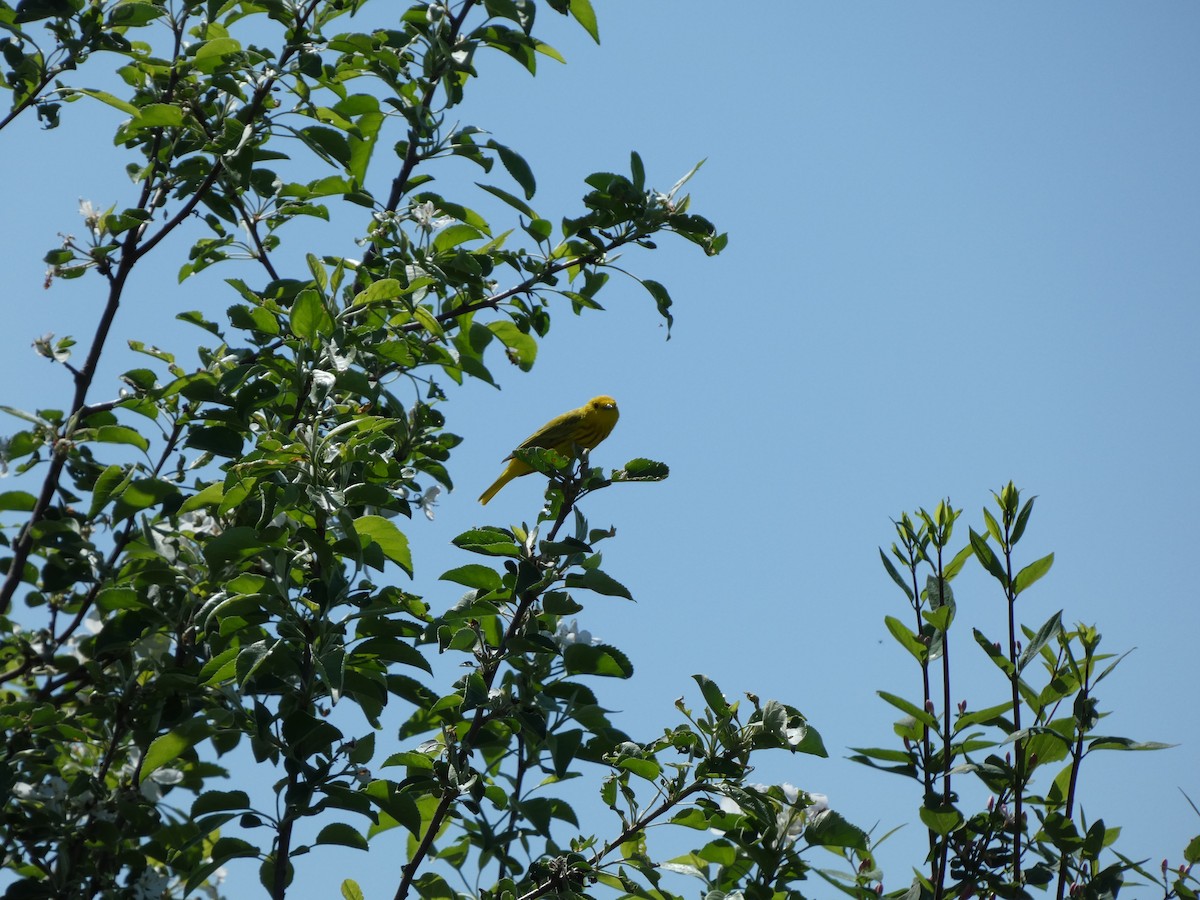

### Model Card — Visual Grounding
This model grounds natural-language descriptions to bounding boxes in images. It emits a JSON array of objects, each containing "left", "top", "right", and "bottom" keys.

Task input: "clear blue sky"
[{"left": 3, "top": 3, "right": 1198, "bottom": 896}]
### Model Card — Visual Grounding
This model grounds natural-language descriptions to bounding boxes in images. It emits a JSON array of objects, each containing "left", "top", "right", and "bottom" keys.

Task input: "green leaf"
[
  {"left": 476, "top": 182, "right": 538, "bottom": 218},
  {"left": 1184, "top": 834, "right": 1200, "bottom": 865},
  {"left": 297, "top": 125, "right": 352, "bottom": 167},
  {"left": 107, "top": 2, "right": 166, "bottom": 26},
  {"left": 1011, "top": 495, "right": 1037, "bottom": 545},
  {"left": 354, "top": 278, "right": 404, "bottom": 305},
  {"left": 355, "top": 515, "right": 413, "bottom": 576},
  {"left": 179, "top": 480, "right": 225, "bottom": 514},
  {"left": 640, "top": 278, "right": 673, "bottom": 335},
  {"left": 1086, "top": 736, "right": 1175, "bottom": 752},
  {"left": 432, "top": 223, "right": 484, "bottom": 252},
  {"left": 439, "top": 565, "right": 502, "bottom": 591},
  {"left": 130, "top": 103, "right": 184, "bottom": 130},
  {"left": 192, "top": 791, "right": 251, "bottom": 816},
  {"left": 848, "top": 745, "right": 914, "bottom": 765},
  {"left": 1040, "top": 812, "right": 1083, "bottom": 851},
  {"left": 617, "top": 757, "right": 661, "bottom": 781},
  {"left": 884, "top": 615, "right": 927, "bottom": 662},
  {"left": 569, "top": 0, "right": 600, "bottom": 42},
  {"left": 805, "top": 810, "right": 869, "bottom": 850},
  {"left": 919, "top": 803, "right": 964, "bottom": 837},
  {"left": 878, "top": 690, "right": 938, "bottom": 729},
  {"left": 953, "top": 701, "right": 1013, "bottom": 732},
  {"left": 70, "top": 88, "right": 138, "bottom": 115},
  {"left": 185, "top": 838, "right": 257, "bottom": 893},
  {"left": 88, "top": 464, "right": 129, "bottom": 517},
  {"left": 563, "top": 642, "right": 633, "bottom": 678},
  {"left": 142, "top": 731, "right": 192, "bottom": 777},
  {"left": 487, "top": 140, "right": 536, "bottom": 199},
  {"left": 111, "top": 477, "right": 180, "bottom": 521},
  {"left": 203, "top": 526, "right": 266, "bottom": 569},
  {"left": 693, "top": 674, "right": 731, "bottom": 717},
  {"left": 944, "top": 542, "right": 975, "bottom": 580},
  {"left": 969, "top": 528, "right": 1008, "bottom": 585},
  {"left": 143, "top": 718, "right": 208, "bottom": 777},
  {"left": 94, "top": 424, "right": 150, "bottom": 451},
  {"left": 611, "top": 458, "right": 669, "bottom": 482},
  {"left": 451, "top": 527, "right": 520, "bottom": 557},
  {"left": 1014, "top": 552, "right": 1054, "bottom": 595},
  {"left": 630, "top": 151, "right": 645, "bottom": 192},
  {"left": 0, "top": 491, "right": 37, "bottom": 512},
  {"left": 973, "top": 627, "right": 1014, "bottom": 675},
  {"left": 1018, "top": 610, "right": 1063, "bottom": 673},
  {"left": 486, "top": 320, "right": 537, "bottom": 371},
  {"left": 316, "top": 823, "right": 369, "bottom": 851},
  {"left": 290, "top": 288, "right": 333, "bottom": 341},
  {"left": 923, "top": 604, "right": 953, "bottom": 633},
  {"left": 564, "top": 568, "right": 632, "bottom": 600},
  {"left": 879, "top": 549, "right": 914, "bottom": 600},
  {"left": 192, "top": 37, "right": 243, "bottom": 74},
  {"left": 185, "top": 425, "right": 244, "bottom": 457},
  {"left": 342, "top": 880, "right": 366, "bottom": 900}
]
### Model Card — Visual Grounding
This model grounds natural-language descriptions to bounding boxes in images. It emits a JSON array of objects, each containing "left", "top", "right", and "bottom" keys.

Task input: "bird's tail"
[{"left": 478, "top": 471, "right": 511, "bottom": 505}]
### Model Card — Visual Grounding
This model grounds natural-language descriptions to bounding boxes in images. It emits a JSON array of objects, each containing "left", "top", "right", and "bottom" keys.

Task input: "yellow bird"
[{"left": 478, "top": 396, "right": 620, "bottom": 505}]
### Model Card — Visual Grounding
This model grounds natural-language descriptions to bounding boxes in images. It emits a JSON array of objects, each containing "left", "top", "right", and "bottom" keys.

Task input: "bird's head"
[{"left": 589, "top": 396, "right": 618, "bottom": 412}]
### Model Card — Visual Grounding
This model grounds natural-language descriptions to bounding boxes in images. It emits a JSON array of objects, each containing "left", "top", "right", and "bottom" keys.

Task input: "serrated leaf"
[
  {"left": 919, "top": 803, "right": 964, "bottom": 836},
  {"left": 488, "top": 140, "right": 536, "bottom": 198},
  {"left": 0, "top": 491, "right": 37, "bottom": 512},
  {"left": 94, "top": 424, "right": 150, "bottom": 451},
  {"left": 476, "top": 182, "right": 538, "bottom": 218},
  {"left": 693, "top": 674, "right": 730, "bottom": 717},
  {"left": 290, "top": 288, "right": 332, "bottom": 341},
  {"left": 71, "top": 88, "right": 138, "bottom": 115},
  {"left": 805, "top": 810, "right": 869, "bottom": 850},
  {"left": 486, "top": 320, "right": 537, "bottom": 370},
  {"left": 452, "top": 527, "right": 520, "bottom": 557},
  {"left": 640, "top": 278, "right": 673, "bottom": 335},
  {"left": 611, "top": 458, "right": 668, "bottom": 482},
  {"left": 569, "top": 0, "right": 599, "bottom": 42},
  {"left": 192, "top": 790, "right": 251, "bottom": 816},
  {"left": 316, "top": 823, "right": 369, "bottom": 851},
  {"left": 564, "top": 568, "right": 632, "bottom": 600},
  {"left": 562, "top": 642, "right": 632, "bottom": 677},
  {"left": 355, "top": 515, "right": 413, "bottom": 576},
  {"left": 439, "top": 564, "right": 502, "bottom": 591}
]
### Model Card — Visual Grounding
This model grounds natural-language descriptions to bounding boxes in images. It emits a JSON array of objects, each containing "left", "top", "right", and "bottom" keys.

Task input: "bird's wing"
[{"left": 514, "top": 407, "right": 586, "bottom": 452}]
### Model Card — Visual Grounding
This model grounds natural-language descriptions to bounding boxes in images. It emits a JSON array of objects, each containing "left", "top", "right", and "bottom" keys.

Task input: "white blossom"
[
  {"left": 411, "top": 200, "right": 452, "bottom": 233},
  {"left": 309, "top": 369, "right": 336, "bottom": 403},
  {"left": 416, "top": 485, "right": 441, "bottom": 521},
  {"left": 554, "top": 619, "right": 599, "bottom": 647},
  {"left": 716, "top": 783, "right": 830, "bottom": 847},
  {"left": 131, "top": 866, "right": 170, "bottom": 900},
  {"left": 79, "top": 199, "right": 102, "bottom": 232}
]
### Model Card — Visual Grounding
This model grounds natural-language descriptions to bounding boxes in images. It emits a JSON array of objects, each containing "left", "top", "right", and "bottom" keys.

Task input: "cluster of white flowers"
[
  {"left": 12, "top": 775, "right": 71, "bottom": 816},
  {"left": 552, "top": 619, "right": 601, "bottom": 648},
  {"left": 129, "top": 866, "right": 169, "bottom": 899},
  {"left": 716, "top": 782, "right": 830, "bottom": 849},
  {"left": 411, "top": 200, "right": 453, "bottom": 233}
]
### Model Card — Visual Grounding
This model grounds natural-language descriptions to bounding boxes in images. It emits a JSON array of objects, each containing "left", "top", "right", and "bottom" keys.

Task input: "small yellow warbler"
[{"left": 478, "top": 396, "right": 620, "bottom": 505}]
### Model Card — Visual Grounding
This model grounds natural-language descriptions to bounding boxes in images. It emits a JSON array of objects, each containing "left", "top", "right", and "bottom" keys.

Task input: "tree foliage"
[{"left": 0, "top": 2, "right": 1195, "bottom": 899}]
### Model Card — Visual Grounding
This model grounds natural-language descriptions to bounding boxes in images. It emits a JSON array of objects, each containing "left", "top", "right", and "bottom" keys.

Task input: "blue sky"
[{"left": 3, "top": 2, "right": 1198, "bottom": 896}]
